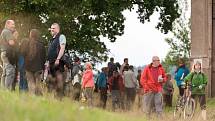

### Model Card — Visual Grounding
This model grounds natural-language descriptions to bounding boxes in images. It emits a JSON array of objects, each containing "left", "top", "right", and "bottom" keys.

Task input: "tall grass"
[
  {"left": 0, "top": 79, "right": 214, "bottom": 121},
  {"left": 0, "top": 90, "right": 147, "bottom": 121}
]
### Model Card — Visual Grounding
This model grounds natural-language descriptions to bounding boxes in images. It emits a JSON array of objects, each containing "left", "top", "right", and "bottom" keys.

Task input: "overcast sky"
[
  {"left": 97, "top": 1, "right": 191, "bottom": 70},
  {"left": 98, "top": 10, "right": 171, "bottom": 69}
]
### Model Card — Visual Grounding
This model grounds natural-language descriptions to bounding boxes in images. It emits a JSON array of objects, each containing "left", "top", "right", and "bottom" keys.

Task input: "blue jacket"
[
  {"left": 174, "top": 65, "right": 190, "bottom": 87},
  {"left": 97, "top": 72, "right": 107, "bottom": 88}
]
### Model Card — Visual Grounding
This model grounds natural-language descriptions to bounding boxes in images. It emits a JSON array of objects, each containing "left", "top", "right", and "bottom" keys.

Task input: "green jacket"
[{"left": 184, "top": 72, "right": 207, "bottom": 95}]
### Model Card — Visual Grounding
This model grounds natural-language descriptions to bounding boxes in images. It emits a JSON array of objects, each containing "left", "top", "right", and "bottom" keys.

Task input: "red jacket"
[
  {"left": 108, "top": 75, "right": 124, "bottom": 93},
  {"left": 140, "top": 64, "right": 167, "bottom": 93}
]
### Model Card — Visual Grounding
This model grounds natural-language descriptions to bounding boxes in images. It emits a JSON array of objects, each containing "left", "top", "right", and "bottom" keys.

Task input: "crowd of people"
[{"left": 0, "top": 20, "right": 208, "bottom": 120}]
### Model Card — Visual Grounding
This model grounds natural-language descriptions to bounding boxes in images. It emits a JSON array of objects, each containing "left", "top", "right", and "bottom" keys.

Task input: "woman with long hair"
[
  {"left": 184, "top": 61, "right": 207, "bottom": 120},
  {"left": 23, "top": 29, "right": 46, "bottom": 95}
]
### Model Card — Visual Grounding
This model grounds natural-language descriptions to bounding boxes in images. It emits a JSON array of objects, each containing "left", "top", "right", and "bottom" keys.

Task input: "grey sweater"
[{"left": 123, "top": 70, "right": 138, "bottom": 88}]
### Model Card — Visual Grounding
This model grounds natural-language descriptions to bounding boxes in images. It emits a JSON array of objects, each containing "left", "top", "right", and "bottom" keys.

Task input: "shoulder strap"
[{"left": 190, "top": 72, "right": 195, "bottom": 82}]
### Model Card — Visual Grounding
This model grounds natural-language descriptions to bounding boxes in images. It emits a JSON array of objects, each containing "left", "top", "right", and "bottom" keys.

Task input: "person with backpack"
[
  {"left": 23, "top": 29, "right": 46, "bottom": 95},
  {"left": 184, "top": 61, "right": 207, "bottom": 120},
  {"left": 174, "top": 58, "right": 190, "bottom": 97},
  {"left": 108, "top": 70, "right": 124, "bottom": 111},
  {"left": 97, "top": 67, "right": 108, "bottom": 109},
  {"left": 47, "top": 23, "right": 66, "bottom": 99},
  {"left": 0, "top": 20, "right": 18, "bottom": 90}
]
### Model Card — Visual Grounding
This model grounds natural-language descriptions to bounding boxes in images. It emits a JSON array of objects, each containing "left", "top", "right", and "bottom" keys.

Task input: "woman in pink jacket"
[{"left": 82, "top": 62, "right": 94, "bottom": 107}]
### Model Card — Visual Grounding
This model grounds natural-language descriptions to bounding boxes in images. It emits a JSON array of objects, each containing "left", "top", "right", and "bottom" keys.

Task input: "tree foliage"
[
  {"left": 162, "top": 18, "right": 191, "bottom": 72},
  {"left": 0, "top": 0, "right": 180, "bottom": 62}
]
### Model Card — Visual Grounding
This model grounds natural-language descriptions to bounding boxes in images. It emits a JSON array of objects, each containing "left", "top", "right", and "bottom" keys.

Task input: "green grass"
[
  {"left": 0, "top": 90, "right": 147, "bottom": 121},
  {"left": 0, "top": 87, "right": 215, "bottom": 121}
]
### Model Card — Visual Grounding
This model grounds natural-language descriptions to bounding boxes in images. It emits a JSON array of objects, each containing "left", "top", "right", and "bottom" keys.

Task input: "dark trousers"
[
  {"left": 178, "top": 85, "right": 184, "bottom": 97},
  {"left": 72, "top": 83, "right": 81, "bottom": 101},
  {"left": 99, "top": 87, "right": 107, "bottom": 109},
  {"left": 192, "top": 94, "right": 206, "bottom": 110},
  {"left": 125, "top": 87, "right": 136, "bottom": 111},
  {"left": 112, "top": 90, "right": 124, "bottom": 111},
  {"left": 49, "top": 62, "right": 65, "bottom": 99},
  {"left": 163, "top": 94, "right": 173, "bottom": 107}
]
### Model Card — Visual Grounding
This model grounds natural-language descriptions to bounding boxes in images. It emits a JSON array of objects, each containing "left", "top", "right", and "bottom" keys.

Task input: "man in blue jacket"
[{"left": 174, "top": 58, "right": 190, "bottom": 97}]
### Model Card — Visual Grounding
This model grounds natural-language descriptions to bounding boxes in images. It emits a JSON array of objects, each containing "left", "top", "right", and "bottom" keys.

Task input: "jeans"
[
  {"left": 18, "top": 56, "right": 28, "bottom": 91},
  {"left": 1, "top": 51, "right": 15, "bottom": 90}
]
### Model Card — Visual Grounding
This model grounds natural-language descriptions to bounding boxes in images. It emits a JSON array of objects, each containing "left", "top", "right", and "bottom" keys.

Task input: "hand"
[
  {"left": 158, "top": 75, "right": 163, "bottom": 82},
  {"left": 181, "top": 81, "right": 186, "bottom": 85},
  {"left": 55, "top": 59, "right": 60, "bottom": 65},
  {"left": 81, "top": 87, "right": 85, "bottom": 90},
  {"left": 199, "top": 85, "right": 203, "bottom": 89},
  {"left": 158, "top": 78, "right": 163, "bottom": 82},
  {"left": 45, "top": 61, "right": 49, "bottom": 67}
]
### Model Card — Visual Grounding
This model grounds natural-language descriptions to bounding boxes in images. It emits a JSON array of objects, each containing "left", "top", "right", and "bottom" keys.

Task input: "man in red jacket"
[{"left": 141, "top": 56, "right": 166, "bottom": 118}]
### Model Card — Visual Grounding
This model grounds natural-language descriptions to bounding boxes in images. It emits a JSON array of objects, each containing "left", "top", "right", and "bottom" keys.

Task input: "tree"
[
  {"left": 162, "top": 0, "right": 190, "bottom": 72},
  {"left": 0, "top": 0, "right": 180, "bottom": 62}
]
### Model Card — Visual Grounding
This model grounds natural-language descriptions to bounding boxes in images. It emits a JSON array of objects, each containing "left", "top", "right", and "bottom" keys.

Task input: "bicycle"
[{"left": 173, "top": 83, "right": 196, "bottom": 120}]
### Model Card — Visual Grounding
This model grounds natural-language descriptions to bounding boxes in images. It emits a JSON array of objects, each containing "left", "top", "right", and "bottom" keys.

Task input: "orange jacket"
[
  {"left": 82, "top": 69, "right": 95, "bottom": 88},
  {"left": 140, "top": 64, "right": 167, "bottom": 93}
]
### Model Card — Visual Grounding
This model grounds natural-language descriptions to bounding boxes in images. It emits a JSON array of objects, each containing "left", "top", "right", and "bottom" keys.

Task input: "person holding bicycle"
[
  {"left": 184, "top": 61, "right": 207, "bottom": 120},
  {"left": 174, "top": 58, "right": 189, "bottom": 97}
]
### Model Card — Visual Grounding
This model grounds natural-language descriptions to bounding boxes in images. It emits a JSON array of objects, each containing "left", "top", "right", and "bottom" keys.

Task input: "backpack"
[
  {"left": 6, "top": 45, "right": 18, "bottom": 65},
  {"left": 62, "top": 52, "right": 73, "bottom": 69}
]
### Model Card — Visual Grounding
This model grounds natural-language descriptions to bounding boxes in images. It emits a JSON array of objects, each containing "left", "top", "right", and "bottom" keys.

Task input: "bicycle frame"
[
  {"left": 184, "top": 84, "right": 192, "bottom": 101},
  {"left": 174, "top": 84, "right": 195, "bottom": 119}
]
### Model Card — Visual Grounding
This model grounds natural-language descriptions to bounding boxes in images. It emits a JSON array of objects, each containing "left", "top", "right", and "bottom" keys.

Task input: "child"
[{"left": 163, "top": 73, "right": 174, "bottom": 107}]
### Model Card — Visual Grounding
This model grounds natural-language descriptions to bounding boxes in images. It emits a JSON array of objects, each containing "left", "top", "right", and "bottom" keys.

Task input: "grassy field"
[
  {"left": 0, "top": 90, "right": 146, "bottom": 121},
  {"left": 0, "top": 89, "right": 214, "bottom": 121}
]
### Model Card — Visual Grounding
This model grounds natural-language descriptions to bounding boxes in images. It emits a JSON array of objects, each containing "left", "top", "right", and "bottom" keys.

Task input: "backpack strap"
[{"left": 190, "top": 72, "right": 195, "bottom": 84}]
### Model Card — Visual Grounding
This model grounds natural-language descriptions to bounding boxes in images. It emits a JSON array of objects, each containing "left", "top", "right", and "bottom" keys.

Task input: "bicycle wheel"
[
  {"left": 183, "top": 98, "right": 195, "bottom": 119},
  {"left": 173, "top": 102, "right": 183, "bottom": 119}
]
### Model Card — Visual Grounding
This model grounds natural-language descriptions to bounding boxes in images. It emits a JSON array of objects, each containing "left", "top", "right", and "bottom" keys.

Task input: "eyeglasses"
[
  {"left": 48, "top": 28, "right": 56, "bottom": 31},
  {"left": 153, "top": 60, "right": 160, "bottom": 62}
]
